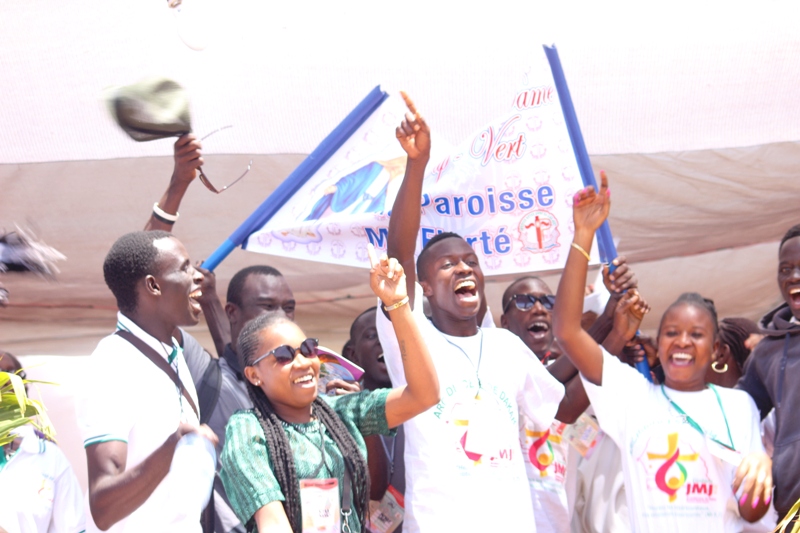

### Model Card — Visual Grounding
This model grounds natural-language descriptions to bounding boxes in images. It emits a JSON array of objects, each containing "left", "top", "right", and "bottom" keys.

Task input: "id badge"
[
  {"left": 299, "top": 478, "right": 340, "bottom": 533},
  {"left": 707, "top": 436, "right": 743, "bottom": 466},
  {"left": 563, "top": 413, "right": 604, "bottom": 458},
  {"left": 464, "top": 393, "right": 500, "bottom": 456},
  {"left": 366, "top": 485, "right": 404, "bottom": 533}
]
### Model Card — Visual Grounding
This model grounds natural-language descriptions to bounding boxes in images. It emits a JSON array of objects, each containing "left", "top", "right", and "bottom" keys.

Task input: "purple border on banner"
[{"left": 202, "top": 86, "right": 389, "bottom": 271}]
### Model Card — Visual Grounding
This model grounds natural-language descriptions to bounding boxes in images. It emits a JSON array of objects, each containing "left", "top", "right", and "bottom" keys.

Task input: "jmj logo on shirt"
[
  {"left": 639, "top": 432, "right": 717, "bottom": 504},
  {"left": 523, "top": 423, "right": 567, "bottom": 481}
]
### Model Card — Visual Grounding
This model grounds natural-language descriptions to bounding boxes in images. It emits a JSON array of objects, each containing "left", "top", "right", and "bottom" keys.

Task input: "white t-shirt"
[
  {"left": 76, "top": 313, "right": 202, "bottom": 533},
  {"left": 521, "top": 417, "right": 571, "bottom": 533},
  {"left": 0, "top": 426, "right": 85, "bottom": 533},
  {"left": 581, "top": 351, "right": 765, "bottom": 533},
  {"left": 377, "top": 285, "right": 565, "bottom": 533}
]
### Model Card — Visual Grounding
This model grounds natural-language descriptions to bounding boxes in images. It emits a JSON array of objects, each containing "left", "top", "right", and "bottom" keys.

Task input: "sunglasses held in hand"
[
  {"left": 248, "top": 338, "right": 320, "bottom": 366},
  {"left": 197, "top": 126, "right": 253, "bottom": 194}
]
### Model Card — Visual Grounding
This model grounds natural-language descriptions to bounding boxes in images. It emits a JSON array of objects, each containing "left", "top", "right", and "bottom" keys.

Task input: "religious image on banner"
[{"left": 244, "top": 47, "right": 599, "bottom": 275}]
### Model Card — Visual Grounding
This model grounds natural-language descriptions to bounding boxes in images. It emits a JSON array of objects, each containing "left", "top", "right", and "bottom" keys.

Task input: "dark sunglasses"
[
  {"left": 503, "top": 293, "right": 556, "bottom": 313},
  {"left": 248, "top": 338, "right": 319, "bottom": 366}
]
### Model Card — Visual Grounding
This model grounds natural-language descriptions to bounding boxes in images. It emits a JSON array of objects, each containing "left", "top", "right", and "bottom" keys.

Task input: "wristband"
[
  {"left": 153, "top": 202, "right": 179, "bottom": 223},
  {"left": 570, "top": 242, "right": 591, "bottom": 261},
  {"left": 383, "top": 296, "right": 409, "bottom": 312}
]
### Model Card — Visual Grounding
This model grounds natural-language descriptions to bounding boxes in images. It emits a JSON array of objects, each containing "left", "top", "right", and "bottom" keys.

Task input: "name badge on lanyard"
[
  {"left": 367, "top": 485, "right": 404, "bottom": 533},
  {"left": 464, "top": 392, "right": 502, "bottom": 457},
  {"left": 300, "top": 478, "right": 340, "bottom": 533}
]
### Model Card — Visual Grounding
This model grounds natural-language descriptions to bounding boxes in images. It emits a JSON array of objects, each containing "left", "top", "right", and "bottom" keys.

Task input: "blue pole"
[
  {"left": 544, "top": 45, "right": 651, "bottom": 381},
  {"left": 201, "top": 85, "right": 390, "bottom": 271}
]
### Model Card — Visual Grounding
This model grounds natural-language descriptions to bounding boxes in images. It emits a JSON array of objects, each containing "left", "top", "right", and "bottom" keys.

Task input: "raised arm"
[
  {"left": 144, "top": 134, "right": 203, "bottom": 231},
  {"left": 86, "top": 423, "right": 217, "bottom": 529},
  {"left": 367, "top": 245, "right": 439, "bottom": 427},
  {"left": 194, "top": 264, "right": 231, "bottom": 357},
  {"left": 552, "top": 172, "right": 611, "bottom": 385},
  {"left": 387, "top": 92, "right": 430, "bottom": 307}
]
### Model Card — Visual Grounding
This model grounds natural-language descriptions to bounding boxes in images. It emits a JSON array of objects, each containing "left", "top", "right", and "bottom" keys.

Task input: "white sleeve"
[
  {"left": 375, "top": 282, "right": 427, "bottom": 388},
  {"left": 48, "top": 444, "right": 86, "bottom": 533},
  {"left": 580, "top": 349, "right": 652, "bottom": 444},
  {"left": 517, "top": 348, "right": 565, "bottom": 429},
  {"left": 76, "top": 339, "right": 135, "bottom": 447}
]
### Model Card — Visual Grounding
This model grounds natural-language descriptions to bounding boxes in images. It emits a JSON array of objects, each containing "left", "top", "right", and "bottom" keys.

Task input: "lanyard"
[
  {"left": 441, "top": 328, "right": 484, "bottom": 390},
  {"left": 661, "top": 383, "right": 735, "bottom": 450},
  {"left": 379, "top": 435, "right": 397, "bottom": 481}
]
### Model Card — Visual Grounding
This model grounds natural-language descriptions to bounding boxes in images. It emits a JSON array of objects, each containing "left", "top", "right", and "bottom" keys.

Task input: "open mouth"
[
  {"left": 454, "top": 279, "right": 478, "bottom": 302},
  {"left": 189, "top": 289, "right": 203, "bottom": 312},
  {"left": 789, "top": 287, "right": 800, "bottom": 307},
  {"left": 527, "top": 321, "right": 551, "bottom": 339},
  {"left": 669, "top": 352, "right": 694, "bottom": 367},
  {"left": 377, "top": 353, "right": 385, "bottom": 364}
]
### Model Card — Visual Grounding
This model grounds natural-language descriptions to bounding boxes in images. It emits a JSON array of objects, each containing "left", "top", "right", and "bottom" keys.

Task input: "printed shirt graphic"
[
  {"left": 376, "top": 285, "right": 565, "bottom": 533},
  {"left": 521, "top": 418, "right": 570, "bottom": 533},
  {"left": 582, "top": 351, "right": 765, "bottom": 533}
]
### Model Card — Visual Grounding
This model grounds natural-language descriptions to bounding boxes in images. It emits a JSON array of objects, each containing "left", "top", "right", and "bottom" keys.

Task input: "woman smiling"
[
  {"left": 552, "top": 172, "right": 772, "bottom": 532},
  {"left": 220, "top": 249, "right": 438, "bottom": 533}
]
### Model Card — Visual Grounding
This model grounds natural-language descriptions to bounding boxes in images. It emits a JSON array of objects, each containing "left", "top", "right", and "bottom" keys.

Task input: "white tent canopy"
[{"left": 2, "top": 0, "right": 799, "bottom": 355}]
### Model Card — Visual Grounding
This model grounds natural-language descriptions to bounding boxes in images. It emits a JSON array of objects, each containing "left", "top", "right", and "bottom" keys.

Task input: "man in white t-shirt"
[
  {"left": 500, "top": 272, "right": 638, "bottom": 533},
  {"left": 76, "top": 231, "right": 218, "bottom": 532},
  {"left": 374, "top": 93, "right": 570, "bottom": 532}
]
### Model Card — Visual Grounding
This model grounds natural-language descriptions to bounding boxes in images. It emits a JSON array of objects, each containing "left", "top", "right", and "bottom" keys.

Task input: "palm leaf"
[{"left": 0, "top": 370, "right": 57, "bottom": 445}]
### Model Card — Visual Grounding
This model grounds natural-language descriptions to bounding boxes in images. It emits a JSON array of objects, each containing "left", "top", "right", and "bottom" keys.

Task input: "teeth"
[
  {"left": 293, "top": 375, "right": 313, "bottom": 384},
  {"left": 190, "top": 290, "right": 203, "bottom": 299},
  {"left": 671, "top": 353, "right": 692, "bottom": 361},
  {"left": 528, "top": 321, "right": 549, "bottom": 331},
  {"left": 790, "top": 288, "right": 800, "bottom": 295},
  {"left": 455, "top": 280, "right": 476, "bottom": 291},
  {"left": 377, "top": 353, "right": 385, "bottom": 363}
]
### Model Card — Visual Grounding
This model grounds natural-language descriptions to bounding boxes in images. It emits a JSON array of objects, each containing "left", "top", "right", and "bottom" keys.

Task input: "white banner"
[{"left": 244, "top": 48, "right": 598, "bottom": 274}]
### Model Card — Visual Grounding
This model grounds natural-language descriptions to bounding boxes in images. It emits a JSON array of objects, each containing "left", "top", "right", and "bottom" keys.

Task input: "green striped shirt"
[{"left": 220, "top": 389, "right": 394, "bottom": 531}]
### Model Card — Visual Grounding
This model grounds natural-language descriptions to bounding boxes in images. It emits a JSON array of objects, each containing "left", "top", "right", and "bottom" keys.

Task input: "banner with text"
[{"left": 243, "top": 48, "right": 598, "bottom": 274}]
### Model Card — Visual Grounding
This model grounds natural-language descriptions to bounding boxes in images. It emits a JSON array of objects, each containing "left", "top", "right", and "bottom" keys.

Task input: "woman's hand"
[
  {"left": 573, "top": 171, "right": 610, "bottom": 234},
  {"left": 367, "top": 244, "right": 408, "bottom": 309},
  {"left": 612, "top": 290, "right": 650, "bottom": 342},
  {"left": 734, "top": 451, "right": 772, "bottom": 521}
]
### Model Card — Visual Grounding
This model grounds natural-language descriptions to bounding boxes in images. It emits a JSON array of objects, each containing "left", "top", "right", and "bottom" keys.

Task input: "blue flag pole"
[
  {"left": 202, "top": 86, "right": 390, "bottom": 271},
  {"left": 544, "top": 45, "right": 651, "bottom": 381}
]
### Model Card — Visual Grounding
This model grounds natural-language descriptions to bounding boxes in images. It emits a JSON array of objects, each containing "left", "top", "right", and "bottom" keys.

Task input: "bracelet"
[
  {"left": 383, "top": 296, "right": 409, "bottom": 312},
  {"left": 153, "top": 202, "right": 179, "bottom": 223},
  {"left": 570, "top": 242, "right": 591, "bottom": 261}
]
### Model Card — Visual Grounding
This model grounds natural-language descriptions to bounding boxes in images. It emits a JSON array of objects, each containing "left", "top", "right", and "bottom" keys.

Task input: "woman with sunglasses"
[
  {"left": 220, "top": 248, "right": 438, "bottom": 533},
  {"left": 552, "top": 172, "right": 773, "bottom": 532}
]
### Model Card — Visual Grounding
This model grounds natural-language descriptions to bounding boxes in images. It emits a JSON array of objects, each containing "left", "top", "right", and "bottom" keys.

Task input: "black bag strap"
[
  {"left": 197, "top": 359, "right": 222, "bottom": 426},
  {"left": 341, "top": 466, "right": 353, "bottom": 533},
  {"left": 115, "top": 330, "right": 199, "bottom": 419}
]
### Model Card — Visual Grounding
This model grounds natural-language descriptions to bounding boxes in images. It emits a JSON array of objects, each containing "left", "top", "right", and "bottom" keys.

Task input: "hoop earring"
[{"left": 711, "top": 361, "right": 728, "bottom": 374}]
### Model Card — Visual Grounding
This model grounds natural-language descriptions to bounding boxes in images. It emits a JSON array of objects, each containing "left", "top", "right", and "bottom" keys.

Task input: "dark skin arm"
[
  {"left": 86, "top": 423, "right": 217, "bottom": 530},
  {"left": 387, "top": 92, "right": 430, "bottom": 309},
  {"left": 365, "top": 435, "right": 390, "bottom": 500},
  {"left": 144, "top": 134, "right": 203, "bottom": 232},
  {"left": 195, "top": 265, "right": 230, "bottom": 358}
]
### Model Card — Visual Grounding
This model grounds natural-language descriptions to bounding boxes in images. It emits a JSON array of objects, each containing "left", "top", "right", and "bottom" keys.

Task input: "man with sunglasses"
[{"left": 500, "top": 267, "right": 639, "bottom": 533}]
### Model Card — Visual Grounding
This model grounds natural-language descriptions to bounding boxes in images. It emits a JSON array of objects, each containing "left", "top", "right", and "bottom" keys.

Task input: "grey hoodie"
[{"left": 738, "top": 303, "right": 800, "bottom": 520}]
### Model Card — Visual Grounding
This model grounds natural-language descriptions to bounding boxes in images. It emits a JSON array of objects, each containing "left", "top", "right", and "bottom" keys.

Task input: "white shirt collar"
[{"left": 116, "top": 312, "right": 181, "bottom": 364}]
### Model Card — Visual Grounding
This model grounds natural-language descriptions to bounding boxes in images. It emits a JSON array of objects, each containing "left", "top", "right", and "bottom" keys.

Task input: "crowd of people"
[{"left": 1, "top": 93, "right": 798, "bottom": 533}]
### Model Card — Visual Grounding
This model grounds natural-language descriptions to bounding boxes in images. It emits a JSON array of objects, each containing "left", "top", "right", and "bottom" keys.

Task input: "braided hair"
[
  {"left": 658, "top": 292, "right": 719, "bottom": 338},
  {"left": 718, "top": 317, "right": 759, "bottom": 371},
  {"left": 238, "top": 314, "right": 371, "bottom": 533}
]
